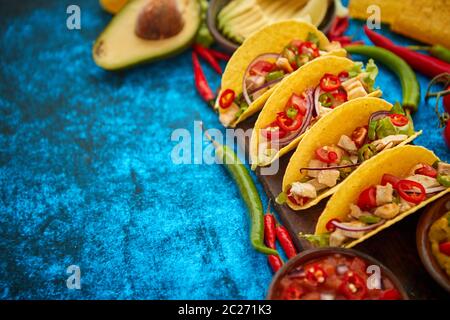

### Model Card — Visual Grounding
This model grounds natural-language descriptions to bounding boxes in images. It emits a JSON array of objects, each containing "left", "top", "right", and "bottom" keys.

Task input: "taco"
[
  {"left": 250, "top": 56, "right": 382, "bottom": 168},
  {"left": 300, "top": 145, "right": 450, "bottom": 248},
  {"left": 215, "top": 20, "right": 346, "bottom": 128},
  {"left": 279, "top": 97, "right": 422, "bottom": 211}
]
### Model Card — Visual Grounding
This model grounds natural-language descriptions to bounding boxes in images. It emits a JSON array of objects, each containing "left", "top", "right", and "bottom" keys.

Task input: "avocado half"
[{"left": 93, "top": 0, "right": 201, "bottom": 70}]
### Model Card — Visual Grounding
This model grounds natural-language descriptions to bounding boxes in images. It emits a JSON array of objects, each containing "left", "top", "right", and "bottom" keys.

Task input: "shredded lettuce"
[
  {"left": 362, "top": 59, "right": 379, "bottom": 92},
  {"left": 298, "top": 232, "right": 330, "bottom": 247},
  {"left": 348, "top": 62, "right": 363, "bottom": 78},
  {"left": 306, "top": 32, "right": 320, "bottom": 47}
]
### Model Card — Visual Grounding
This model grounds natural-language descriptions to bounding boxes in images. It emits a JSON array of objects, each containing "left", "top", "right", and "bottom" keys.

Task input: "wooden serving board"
[{"left": 237, "top": 115, "right": 449, "bottom": 300}]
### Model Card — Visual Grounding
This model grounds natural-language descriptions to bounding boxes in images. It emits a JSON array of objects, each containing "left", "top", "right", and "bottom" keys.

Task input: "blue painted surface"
[{"left": 0, "top": 1, "right": 448, "bottom": 299}]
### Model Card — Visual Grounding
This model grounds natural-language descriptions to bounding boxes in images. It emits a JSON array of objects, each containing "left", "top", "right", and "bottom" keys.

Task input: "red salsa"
[{"left": 272, "top": 254, "right": 403, "bottom": 300}]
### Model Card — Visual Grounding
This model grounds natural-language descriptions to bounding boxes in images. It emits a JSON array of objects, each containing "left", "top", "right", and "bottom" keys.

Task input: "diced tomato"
[
  {"left": 381, "top": 174, "right": 401, "bottom": 189},
  {"left": 326, "top": 218, "right": 340, "bottom": 232},
  {"left": 357, "top": 186, "right": 377, "bottom": 210},
  {"left": 320, "top": 73, "right": 341, "bottom": 92},
  {"left": 301, "top": 292, "right": 322, "bottom": 300},
  {"left": 439, "top": 241, "right": 450, "bottom": 256},
  {"left": 249, "top": 60, "right": 275, "bottom": 76},
  {"left": 350, "top": 257, "right": 367, "bottom": 275},
  {"left": 338, "top": 71, "right": 349, "bottom": 80},
  {"left": 388, "top": 113, "right": 409, "bottom": 127},
  {"left": 380, "top": 288, "right": 402, "bottom": 300},
  {"left": 415, "top": 164, "right": 437, "bottom": 178},
  {"left": 286, "top": 94, "right": 307, "bottom": 115},
  {"left": 338, "top": 272, "right": 368, "bottom": 300},
  {"left": 290, "top": 39, "right": 303, "bottom": 52},
  {"left": 315, "top": 147, "right": 340, "bottom": 164},
  {"left": 397, "top": 179, "right": 426, "bottom": 204},
  {"left": 282, "top": 284, "right": 304, "bottom": 300}
]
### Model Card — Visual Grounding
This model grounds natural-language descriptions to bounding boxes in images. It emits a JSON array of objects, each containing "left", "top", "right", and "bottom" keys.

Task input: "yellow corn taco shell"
[
  {"left": 250, "top": 56, "right": 382, "bottom": 168},
  {"left": 315, "top": 145, "right": 450, "bottom": 248},
  {"left": 215, "top": 20, "right": 346, "bottom": 128},
  {"left": 283, "top": 97, "right": 421, "bottom": 211}
]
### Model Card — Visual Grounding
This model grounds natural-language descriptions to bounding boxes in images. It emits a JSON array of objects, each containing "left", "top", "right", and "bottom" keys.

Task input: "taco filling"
[
  {"left": 283, "top": 103, "right": 415, "bottom": 207},
  {"left": 302, "top": 161, "right": 450, "bottom": 248},
  {"left": 218, "top": 34, "right": 341, "bottom": 126},
  {"left": 257, "top": 60, "right": 379, "bottom": 160}
]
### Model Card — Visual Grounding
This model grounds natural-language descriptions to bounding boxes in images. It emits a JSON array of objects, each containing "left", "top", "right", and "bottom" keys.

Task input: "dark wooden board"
[{"left": 237, "top": 115, "right": 449, "bottom": 300}]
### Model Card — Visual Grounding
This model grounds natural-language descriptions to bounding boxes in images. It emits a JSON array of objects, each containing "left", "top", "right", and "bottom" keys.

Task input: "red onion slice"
[
  {"left": 331, "top": 219, "right": 385, "bottom": 232},
  {"left": 369, "top": 111, "right": 390, "bottom": 123},
  {"left": 243, "top": 53, "right": 280, "bottom": 106},
  {"left": 300, "top": 163, "right": 359, "bottom": 172},
  {"left": 313, "top": 86, "right": 322, "bottom": 117}
]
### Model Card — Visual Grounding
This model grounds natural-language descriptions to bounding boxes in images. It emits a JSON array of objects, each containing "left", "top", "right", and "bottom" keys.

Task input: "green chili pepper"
[
  {"left": 286, "top": 106, "right": 298, "bottom": 119},
  {"left": 437, "top": 174, "right": 450, "bottom": 187},
  {"left": 266, "top": 70, "right": 284, "bottom": 82},
  {"left": 409, "top": 44, "right": 450, "bottom": 64},
  {"left": 203, "top": 126, "right": 278, "bottom": 256},
  {"left": 358, "top": 143, "right": 375, "bottom": 162},
  {"left": 306, "top": 32, "right": 320, "bottom": 47},
  {"left": 346, "top": 45, "right": 420, "bottom": 112},
  {"left": 319, "top": 92, "right": 333, "bottom": 107},
  {"left": 358, "top": 215, "right": 382, "bottom": 224},
  {"left": 368, "top": 120, "right": 377, "bottom": 140},
  {"left": 299, "top": 232, "right": 330, "bottom": 247}
]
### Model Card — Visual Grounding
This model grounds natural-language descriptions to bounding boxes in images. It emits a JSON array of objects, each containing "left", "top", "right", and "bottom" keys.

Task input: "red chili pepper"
[
  {"left": 193, "top": 44, "right": 222, "bottom": 74},
  {"left": 338, "top": 271, "right": 368, "bottom": 300},
  {"left": 276, "top": 111, "right": 303, "bottom": 132},
  {"left": 397, "top": 179, "right": 426, "bottom": 204},
  {"left": 320, "top": 73, "right": 341, "bottom": 92},
  {"left": 268, "top": 254, "right": 283, "bottom": 273},
  {"left": 415, "top": 164, "right": 437, "bottom": 178},
  {"left": 276, "top": 224, "right": 298, "bottom": 259},
  {"left": 305, "top": 264, "right": 327, "bottom": 285},
  {"left": 364, "top": 26, "right": 450, "bottom": 78},
  {"left": 192, "top": 52, "right": 215, "bottom": 103},
  {"left": 219, "top": 89, "right": 235, "bottom": 109},
  {"left": 264, "top": 202, "right": 276, "bottom": 249},
  {"left": 205, "top": 47, "right": 231, "bottom": 61},
  {"left": 328, "top": 16, "right": 349, "bottom": 38},
  {"left": 439, "top": 241, "right": 450, "bottom": 256},
  {"left": 388, "top": 113, "right": 409, "bottom": 126},
  {"left": 381, "top": 174, "right": 401, "bottom": 189}
]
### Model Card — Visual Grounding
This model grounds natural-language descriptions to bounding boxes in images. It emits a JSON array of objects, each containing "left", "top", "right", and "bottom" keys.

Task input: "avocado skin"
[{"left": 93, "top": 0, "right": 201, "bottom": 71}]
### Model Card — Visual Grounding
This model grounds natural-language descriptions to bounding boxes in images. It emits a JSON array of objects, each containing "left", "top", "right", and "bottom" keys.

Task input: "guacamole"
[{"left": 429, "top": 212, "right": 450, "bottom": 278}]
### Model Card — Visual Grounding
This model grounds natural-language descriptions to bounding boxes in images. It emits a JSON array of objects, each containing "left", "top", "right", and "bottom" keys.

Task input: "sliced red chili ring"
[
  {"left": 320, "top": 73, "right": 341, "bottom": 92},
  {"left": 388, "top": 113, "right": 409, "bottom": 126},
  {"left": 299, "top": 41, "right": 319, "bottom": 58},
  {"left": 249, "top": 60, "right": 275, "bottom": 76},
  {"left": 219, "top": 89, "right": 235, "bottom": 109},
  {"left": 276, "top": 111, "right": 303, "bottom": 132},
  {"left": 397, "top": 179, "right": 426, "bottom": 204},
  {"left": 332, "top": 90, "right": 348, "bottom": 107},
  {"left": 338, "top": 70, "right": 349, "bottom": 80},
  {"left": 315, "top": 147, "right": 339, "bottom": 164},
  {"left": 305, "top": 265, "right": 327, "bottom": 285},
  {"left": 338, "top": 272, "right": 367, "bottom": 300},
  {"left": 381, "top": 174, "right": 401, "bottom": 189}
]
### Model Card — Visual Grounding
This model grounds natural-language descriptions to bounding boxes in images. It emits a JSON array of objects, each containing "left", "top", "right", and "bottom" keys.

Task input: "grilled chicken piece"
[
  {"left": 341, "top": 76, "right": 367, "bottom": 100},
  {"left": 307, "top": 159, "right": 327, "bottom": 178},
  {"left": 406, "top": 174, "right": 440, "bottom": 188},
  {"left": 219, "top": 103, "right": 239, "bottom": 126},
  {"left": 376, "top": 183, "right": 393, "bottom": 206},
  {"left": 275, "top": 57, "right": 293, "bottom": 73},
  {"left": 372, "top": 134, "right": 408, "bottom": 150},
  {"left": 374, "top": 203, "right": 400, "bottom": 219},
  {"left": 290, "top": 182, "right": 317, "bottom": 199},
  {"left": 309, "top": 179, "right": 328, "bottom": 192},
  {"left": 399, "top": 198, "right": 414, "bottom": 213},
  {"left": 349, "top": 203, "right": 363, "bottom": 219},
  {"left": 338, "top": 135, "right": 357, "bottom": 153},
  {"left": 437, "top": 162, "right": 450, "bottom": 176},
  {"left": 318, "top": 169, "right": 340, "bottom": 187}
]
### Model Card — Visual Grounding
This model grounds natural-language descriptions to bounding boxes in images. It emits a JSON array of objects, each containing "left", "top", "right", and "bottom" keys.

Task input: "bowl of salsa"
[{"left": 267, "top": 248, "right": 408, "bottom": 300}]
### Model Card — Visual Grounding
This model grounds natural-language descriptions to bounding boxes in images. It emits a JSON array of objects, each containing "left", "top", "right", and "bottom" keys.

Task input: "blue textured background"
[{"left": 0, "top": 0, "right": 448, "bottom": 299}]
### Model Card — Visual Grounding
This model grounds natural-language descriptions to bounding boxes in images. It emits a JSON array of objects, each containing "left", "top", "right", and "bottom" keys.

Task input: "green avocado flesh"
[{"left": 93, "top": 0, "right": 201, "bottom": 70}]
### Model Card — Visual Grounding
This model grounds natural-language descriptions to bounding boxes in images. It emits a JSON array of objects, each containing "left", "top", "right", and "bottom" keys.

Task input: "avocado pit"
[{"left": 135, "top": 0, "right": 185, "bottom": 40}]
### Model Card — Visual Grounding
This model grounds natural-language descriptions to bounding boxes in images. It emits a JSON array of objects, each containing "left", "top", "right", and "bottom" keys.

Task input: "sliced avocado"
[{"left": 93, "top": 0, "right": 200, "bottom": 70}]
